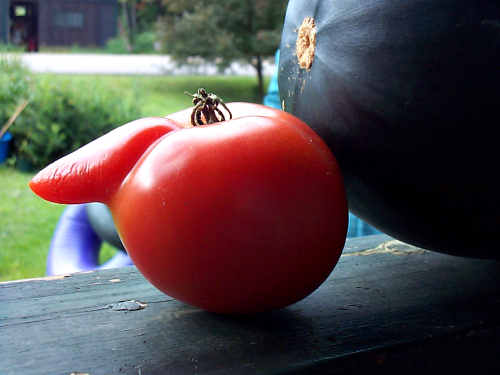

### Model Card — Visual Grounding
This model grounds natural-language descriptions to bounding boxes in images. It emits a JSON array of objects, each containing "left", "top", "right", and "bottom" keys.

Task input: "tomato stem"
[{"left": 185, "top": 88, "right": 232, "bottom": 126}]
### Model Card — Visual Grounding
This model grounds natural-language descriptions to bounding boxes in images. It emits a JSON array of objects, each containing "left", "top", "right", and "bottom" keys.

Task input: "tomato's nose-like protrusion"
[{"left": 29, "top": 117, "right": 179, "bottom": 205}]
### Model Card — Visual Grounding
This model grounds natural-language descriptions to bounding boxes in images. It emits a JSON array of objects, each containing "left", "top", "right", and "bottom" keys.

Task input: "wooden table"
[{"left": 2, "top": 234, "right": 500, "bottom": 374}]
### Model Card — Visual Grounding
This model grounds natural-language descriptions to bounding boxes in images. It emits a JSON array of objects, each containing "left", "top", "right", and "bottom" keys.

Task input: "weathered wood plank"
[{"left": 1, "top": 234, "right": 500, "bottom": 374}]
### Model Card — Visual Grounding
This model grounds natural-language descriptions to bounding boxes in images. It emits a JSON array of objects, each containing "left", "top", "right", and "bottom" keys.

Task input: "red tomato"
[{"left": 30, "top": 100, "right": 347, "bottom": 313}]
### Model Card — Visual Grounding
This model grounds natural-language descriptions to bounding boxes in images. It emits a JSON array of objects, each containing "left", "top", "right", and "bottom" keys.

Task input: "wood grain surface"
[{"left": 2, "top": 234, "right": 500, "bottom": 374}]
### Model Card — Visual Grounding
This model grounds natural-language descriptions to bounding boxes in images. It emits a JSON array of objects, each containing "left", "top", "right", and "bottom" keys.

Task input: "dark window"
[{"left": 54, "top": 12, "right": 84, "bottom": 28}]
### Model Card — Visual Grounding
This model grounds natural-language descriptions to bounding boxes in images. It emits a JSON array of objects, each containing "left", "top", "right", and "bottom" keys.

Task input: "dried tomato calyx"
[{"left": 185, "top": 88, "right": 233, "bottom": 126}]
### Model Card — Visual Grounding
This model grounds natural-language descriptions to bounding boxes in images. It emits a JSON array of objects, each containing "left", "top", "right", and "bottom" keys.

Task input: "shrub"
[
  {"left": 105, "top": 32, "right": 156, "bottom": 54},
  {"left": 105, "top": 37, "right": 129, "bottom": 54},
  {"left": 0, "top": 55, "right": 33, "bottom": 126},
  {"left": 133, "top": 32, "right": 156, "bottom": 54},
  {"left": 10, "top": 76, "right": 142, "bottom": 170},
  {"left": 0, "top": 44, "right": 25, "bottom": 53}
]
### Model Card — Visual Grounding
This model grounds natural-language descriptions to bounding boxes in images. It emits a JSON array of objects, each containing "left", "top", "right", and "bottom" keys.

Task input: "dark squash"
[{"left": 279, "top": 0, "right": 500, "bottom": 257}]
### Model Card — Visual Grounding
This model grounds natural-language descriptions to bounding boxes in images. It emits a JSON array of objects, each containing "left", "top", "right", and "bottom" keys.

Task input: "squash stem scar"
[{"left": 296, "top": 17, "right": 317, "bottom": 71}]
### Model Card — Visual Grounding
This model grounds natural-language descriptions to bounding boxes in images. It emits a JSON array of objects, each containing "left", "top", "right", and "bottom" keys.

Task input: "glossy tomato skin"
[
  {"left": 30, "top": 103, "right": 347, "bottom": 314},
  {"left": 29, "top": 117, "right": 179, "bottom": 204},
  {"left": 110, "top": 116, "right": 347, "bottom": 313}
]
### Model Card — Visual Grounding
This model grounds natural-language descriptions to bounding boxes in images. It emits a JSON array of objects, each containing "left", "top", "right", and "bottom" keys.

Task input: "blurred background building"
[{"left": 0, "top": 0, "right": 118, "bottom": 51}]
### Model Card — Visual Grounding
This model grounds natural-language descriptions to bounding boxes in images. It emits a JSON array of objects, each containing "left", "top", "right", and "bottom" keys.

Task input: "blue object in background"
[
  {"left": 0, "top": 131, "right": 12, "bottom": 164},
  {"left": 264, "top": 50, "right": 380, "bottom": 238},
  {"left": 263, "top": 50, "right": 282, "bottom": 109},
  {"left": 47, "top": 204, "right": 132, "bottom": 276},
  {"left": 347, "top": 213, "right": 380, "bottom": 238}
]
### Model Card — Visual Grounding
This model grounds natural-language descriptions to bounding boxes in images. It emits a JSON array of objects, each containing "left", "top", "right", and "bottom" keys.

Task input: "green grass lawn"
[
  {"left": 0, "top": 164, "right": 124, "bottom": 281},
  {"left": 0, "top": 73, "right": 267, "bottom": 282},
  {"left": 0, "top": 166, "right": 63, "bottom": 281}
]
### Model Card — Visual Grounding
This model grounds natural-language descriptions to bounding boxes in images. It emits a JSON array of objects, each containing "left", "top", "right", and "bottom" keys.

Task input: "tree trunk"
[
  {"left": 124, "top": 0, "right": 137, "bottom": 52},
  {"left": 255, "top": 55, "right": 264, "bottom": 102}
]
